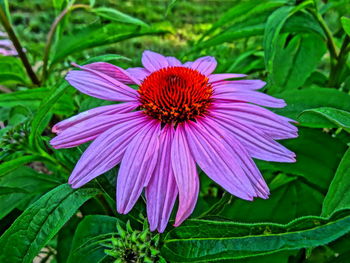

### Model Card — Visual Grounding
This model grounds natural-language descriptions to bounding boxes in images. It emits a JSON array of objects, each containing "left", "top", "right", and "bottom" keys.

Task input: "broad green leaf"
[
  {"left": 322, "top": 148, "right": 350, "bottom": 217},
  {"left": 264, "top": 1, "right": 313, "bottom": 71},
  {"left": 194, "top": 24, "right": 265, "bottom": 51},
  {"left": 201, "top": 0, "right": 287, "bottom": 40},
  {"left": 84, "top": 54, "right": 130, "bottom": 64},
  {"left": 301, "top": 107, "right": 350, "bottom": 132},
  {"left": 67, "top": 215, "right": 121, "bottom": 263},
  {"left": 0, "top": 88, "right": 49, "bottom": 108},
  {"left": 268, "top": 32, "right": 326, "bottom": 92},
  {"left": 162, "top": 210, "right": 350, "bottom": 262},
  {"left": 51, "top": 23, "right": 166, "bottom": 65},
  {"left": 341, "top": 16, "right": 350, "bottom": 36},
  {"left": 0, "top": 155, "right": 42, "bottom": 176},
  {"left": 221, "top": 128, "right": 345, "bottom": 223},
  {"left": 0, "top": 56, "right": 27, "bottom": 84},
  {"left": 273, "top": 87, "right": 350, "bottom": 128},
  {"left": 256, "top": 128, "right": 345, "bottom": 193},
  {"left": 0, "top": 186, "right": 28, "bottom": 195},
  {"left": 0, "top": 184, "right": 99, "bottom": 263},
  {"left": 29, "top": 81, "right": 70, "bottom": 149},
  {"left": 0, "top": 166, "right": 61, "bottom": 219},
  {"left": 92, "top": 7, "right": 148, "bottom": 27}
]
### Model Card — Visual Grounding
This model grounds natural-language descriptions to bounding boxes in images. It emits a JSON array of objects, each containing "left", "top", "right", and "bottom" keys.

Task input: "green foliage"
[
  {"left": 0, "top": 184, "right": 99, "bottom": 263},
  {"left": 162, "top": 210, "right": 350, "bottom": 262},
  {"left": 1, "top": 0, "right": 350, "bottom": 262}
]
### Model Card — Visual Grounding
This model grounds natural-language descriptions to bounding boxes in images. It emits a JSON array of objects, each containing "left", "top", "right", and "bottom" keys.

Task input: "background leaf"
[{"left": 0, "top": 184, "right": 99, "bottom": 263}]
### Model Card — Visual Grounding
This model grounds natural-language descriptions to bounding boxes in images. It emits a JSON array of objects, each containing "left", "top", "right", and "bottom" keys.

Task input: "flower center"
[{"left": 138, "top": 66, "right": 213, "bottom": 124}]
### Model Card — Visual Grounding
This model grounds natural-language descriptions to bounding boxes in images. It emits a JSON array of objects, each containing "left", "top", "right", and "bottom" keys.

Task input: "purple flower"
[{"left": 51, "top": 50, "right": 297, "bottom": 232}]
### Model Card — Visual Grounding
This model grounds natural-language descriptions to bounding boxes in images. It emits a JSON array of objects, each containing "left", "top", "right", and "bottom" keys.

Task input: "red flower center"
[{"left": 138, "top": 66, "right": 213, "bottom": 124}]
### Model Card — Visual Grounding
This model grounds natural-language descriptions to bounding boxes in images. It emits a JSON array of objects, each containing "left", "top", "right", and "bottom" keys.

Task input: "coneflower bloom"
[
  {"left": 0, "top": 32, "right": 17, "bottom": 56},
  {"left": 51, "top": 50, "right": 297, "bottom": 232}
]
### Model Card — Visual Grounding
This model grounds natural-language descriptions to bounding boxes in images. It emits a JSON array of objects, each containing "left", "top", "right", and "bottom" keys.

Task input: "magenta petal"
[
  {"left": 142, "top": 50, "right": 169, "bottom": 72},
  {"left": 171, "top": 124, "right": 199, "bottom": 227},
  {"left": 146, "top": 125, "right": 178, "bottom": 232},
  {"left": 208, "top": 73, "right": 247, "bottom": 83},
  {"left": 184, "top": 120, "right": 258, "bottom": 200},
  {"left": 66, "top": 65, "right": 138, "bottom": 101},
  {"left": 117, "top": 120, "right": 161, "bottom": 214},
  {"left": 52, "top": 102, "right": 137, "bottom": 134},
  {"left": 211, "top": 102, "right": 297, "bottom": 140},
  {"left": 189, "top": 56, "right": 217, "bottom": 76},
  {"left": 166, "top": 56, "right": 182, "bottom": 66},
  {"left": 213, "top": 80, "right": 266, "bottom": 91},
  {"left": 213, "top": 90, "right": 286, "bottom": 108},
  {"left": 68, "top": 113, "right": 148, "bottom": 188},
  {"left": 126, "top": 67, "right": 150, "bottom": 82},
  {"left": 211, "top": 111, "right": 296, "bottom": 163},
  {"left": 199, "top": 117, "right": 270, "bottom": 198},
  {"left": 83, "top": 62, "right": 141, "bottom": 85}
]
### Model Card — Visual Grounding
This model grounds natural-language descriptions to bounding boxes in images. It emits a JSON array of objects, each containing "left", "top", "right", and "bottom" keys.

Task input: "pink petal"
[
  {"left": 117, "top": 120, "right": 161, "bottom": 214},
  {"left": 66, "top": 64, "right": 138, "bottom": 102},
  {"left": 189, "top": 56, "right": 217, "bottom": 76},
  {"left": 183, "top": 61, "right": 193, "bottom": 67},
  {"left": 166, "top": 56, "right": 182, "bottom": 66},
  {"left": 213, "top": 79, "right": 266, "bottom": 90},
  {"left": 184, "top": 120, "right": 258, "bottom": 200},
  {"left": 211, "top": 102, "right": 297, "bottom": 140},
  {"left": 83, "top": 62, "right": 141, "bottom": 85},
  {"left": 213, "top": 90, "right": 286, "bottom": 108},
  {"left": 52, "top": 102, "right": 137, "bottom": 134},
  {"left": 50, "top": 112, "right": 141, "bottom": 149},
  {"left": 208, "top": 73, "right": 247, "bottom": 83},
  {"left": 68, "top": 112, "right": 149, "bottom": 188},
  {"left": 141, "top": 50, "right": 169, "bottom": 72},
  {"left": 210, "top": 111, "right": 296, "bottom": 163},
  {"left": 126, "top": 67, "right": 150, "bottom": 82},
  {"left": 171, "top": 124, "right": 199, "bottom": 227},
  {"left": 199, "top": 117, "right": 270, "bottom": 198},
  {"left": 146, "top": 125, "right": 178, "bottom": 232}
]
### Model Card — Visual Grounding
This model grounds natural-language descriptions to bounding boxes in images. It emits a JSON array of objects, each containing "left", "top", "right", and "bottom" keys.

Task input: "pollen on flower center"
[{"left": 138, "top": 66, "right": 213, "bottom": 124}]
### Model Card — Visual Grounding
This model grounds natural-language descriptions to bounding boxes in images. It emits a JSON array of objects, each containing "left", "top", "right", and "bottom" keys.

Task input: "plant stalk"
[
  {"left": 41, "top": 4, "right": 90, "bottom": 82},
  {"left": 0, "top": 7, "right": 40, "bottom": 85}
]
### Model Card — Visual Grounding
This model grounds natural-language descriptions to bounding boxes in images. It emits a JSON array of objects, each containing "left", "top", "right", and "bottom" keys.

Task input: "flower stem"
[
  {"left": 0, "top": 7, "right": 40, "bottom": 85},
  {"left": 41, "top": 4, "right": 90, "bottom": 82},
  {"left": 310, "top": 8, "right": 338, "bottom": 83},
  {"left": 329, "top": 35, "right": 350, "bottom": 88}
]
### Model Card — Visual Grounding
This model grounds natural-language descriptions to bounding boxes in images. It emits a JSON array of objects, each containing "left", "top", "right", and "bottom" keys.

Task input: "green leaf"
[
  {"left": 273, "top": 87, "right": 350, "bottom": 128},
  {"left": 29, "top": 81, "right": 70, "bottom": 149},
  {"left": 301, "top": 107, "right": 350, "bottom": 132},
  {"left": 0, "top": 166, "right": 61, "bottom": 219},
  {"left": 67, "top": 215, "right": 121, "bottom": 263},
  {"left": 201, "top": 0, "right": 287, "bottom": 40},
  {"left": 0, "top": 186, "right": 28, "bottom": 195},
  {"left": 162, "top": 210, "right": 350, "bottom": 262},
  {"left": 0, "top": 155, "right": 42, "bottom": 177},
  {"left": 0, "top": 88, "right": 49, "bottom": 108},
  {"left": 0, "top": 56, "right": 27, "bottom": 84},
  {"left": 92, "top": 7, "right": 148, "bottom": 27},
  {"left": 194, "top": 24, "right": 265, "bottom": 51},
  {"left": 84, "top": 54, "right": 130, "bottom": 64},
  {"left": 0, "top": 184, "right": 99, "bottom": 263},
  {"left": 322, "top": 148, "right": 350, "bottom": 217},
  {"left": 221, "top": 128, "right": 345, "bottom": 223},
  {"left": 51, "top": 23, "right": 165, "bottom": 65},
  {"left": 268, "top": 32, "right": 326, "bottom": 92},
  {"left": 264, "top": 1, "right": 313, "bottom": 72},
  {"left": 0, "top": 0, "right": 11, "bottom": 22},
  {"left": 341, "top": 16, "right": 350, "bottom": 36}
]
